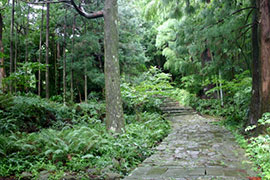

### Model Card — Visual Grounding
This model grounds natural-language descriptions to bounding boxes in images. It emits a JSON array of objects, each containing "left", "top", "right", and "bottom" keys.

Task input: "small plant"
[{"left": 243, "top": 113, "right": 270, "bottom": 178}]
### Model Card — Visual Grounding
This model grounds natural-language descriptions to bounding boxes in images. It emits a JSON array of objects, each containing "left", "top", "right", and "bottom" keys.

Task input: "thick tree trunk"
[
  {"left": 38, "top": 6, "right": 44, "bottom": 96},
  {"left": 249, "top": 0, "right": 270, "bottom": 126},
  {"left": 249, "top": 0, "right": 261, "bottom": 125},
  {"left": 0, "top": 13, "right": 5, "bottom": 90},
  {"left": 10, "top": 0, "right": 15, "bottom": 93},
  {"left": 45, "top": 2, "right": 50, "bottom": 99},
  {"left": 104, "top": 0, "right": 125, "bottom": 133},
  {"left": 259, "top": 0, "right": 270, "bottom": 114},
  {"left": 70, "top": 0, "right": 125, "bottom": 133},
  {"left": 63, "top": 8, "right": 67, "bottom": 105}
]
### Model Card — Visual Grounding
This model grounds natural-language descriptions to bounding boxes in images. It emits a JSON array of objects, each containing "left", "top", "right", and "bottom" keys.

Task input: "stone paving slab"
[{"left": 123, "top": 102, "right": 257, "bottom": 180}]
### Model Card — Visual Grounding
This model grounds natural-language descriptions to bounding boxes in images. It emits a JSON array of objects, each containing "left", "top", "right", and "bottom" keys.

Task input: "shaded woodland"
[{"left": 0, "top": 0, "right": 270, "bottom": 179}]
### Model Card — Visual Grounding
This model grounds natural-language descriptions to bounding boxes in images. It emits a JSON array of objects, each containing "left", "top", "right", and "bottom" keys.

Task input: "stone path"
[{"left": 123, "top": 99, "right": 257, "bottom": 180}]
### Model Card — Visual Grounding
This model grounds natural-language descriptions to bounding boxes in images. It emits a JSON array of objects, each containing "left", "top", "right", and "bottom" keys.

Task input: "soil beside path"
[{"left": 123, "top": 99, "right": 257, "bottom": 180}]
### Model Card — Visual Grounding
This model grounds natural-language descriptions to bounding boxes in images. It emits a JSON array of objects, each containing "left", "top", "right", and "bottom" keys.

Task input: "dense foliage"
[
  {"left": 1, "top": 0, "right": 270, "bottom": 178},
  {"left": 0, "top": 68, "right": 177, "bottom": 179}
]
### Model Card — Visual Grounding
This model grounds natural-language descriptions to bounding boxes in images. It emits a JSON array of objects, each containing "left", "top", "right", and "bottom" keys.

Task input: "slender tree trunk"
[
  {"left": 63, "top": 8, "right": 67, "bottom": 105},
  {"left": 10, "top": 0, "right": 15, "bottom": 93},
  {"left": 259, "top": 0, "right": 270, "bottom": 114},
  {"left": 0, "top": 13, "right": 5, "bottom": 90},
  {"left": 38, "top": 5, "right": 44, "bottom": 96},
  {"left": 84, "top": 22, "right": 87, "bottom": 102},
  {"left": 14, "top": 28, "right": 18, "bottom": 93},
  {"left": 71, "top": 15, "right": 76, "bottom": 102},
  {"left": 45, "top": 2, "right": 50, "bottom": 99},
  {"left": 249, "top": 0, "right": 261, "bottom": 125},
  {"left": 104, "top": 0, "right": 124, "bottom": 133},
  {"left": 25, "top": 5, "right": 30, "bottom": 62},
  {"left": 57, "top": 41, "right": 61, "bottom": 95},
  {"left": 84, "top": 61, "right": 87, "bottom": 102},
  {"left": 77, "top": 80, "right": 82, "bottom": 103}
]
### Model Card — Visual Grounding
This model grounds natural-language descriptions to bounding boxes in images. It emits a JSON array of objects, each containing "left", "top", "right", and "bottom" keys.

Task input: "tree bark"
[
  {"left": 249, "top": 0, "right": 261, "bottom": 125},
  {"left": 10, "top": 0, "right": 15, "bottom": 93},
  {"left": 104, "top": 0, "right": 125, "bottom": 133},
  {"left": 259, "top": 0, "right": 270, "bottom": 114},
  {"left": 38, "top": 5, "right": 44, "bottom": 96},
  {"left": 0, "top": 13, "right": 5, "bottom": 90},
  {"left": 57, "top": 41, "right": 61, "bottom": 94},
  {"left": 25, "top": 5, "right": 30, "bottom": 62},
  {"left": 84, "top": 22, "right": 87, "bottom": 103},
  {"left": 70, "top": 0, "right": 125, "bottom": 133},
  {"left": 71, "top": 15, "right": 76, "bottom": 102},
  {"left": 63, "top": 8, "right": 67, "bottom": 105},
  {"left": 249, "top": 0, "right": 270, "bottom": 126},
  {"left": 45, "top": 2, "right": 50, "bottom": 99}
]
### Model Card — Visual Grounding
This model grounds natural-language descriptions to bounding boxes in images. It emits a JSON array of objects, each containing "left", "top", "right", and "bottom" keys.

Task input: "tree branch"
[
  {"left": 231, "top": 6, "right": 257, "bottom": 15},
  {"left": 70, "top": 0, "right": 103, "bottom": 19},
  {"left": 21, "top": 0, "right": 70, "bottom": 4},
  {"left": 201, "top": 6, "right": 257, "bottom": 30}
]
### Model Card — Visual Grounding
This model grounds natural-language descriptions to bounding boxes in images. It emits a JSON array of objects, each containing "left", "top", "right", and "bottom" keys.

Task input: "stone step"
[
  {"left": 162, "top": 109, "right": 194, "bottom": 113},
  {"left": 164, "top": 112, "right": 196, "bottom": 116},
  {"left": 124, "top": 166, "right": 254, "bottom": 179},
  {"left": 160, "top": 101, "right": 179, "bottom": 104},
  {"left": 160, "top": 107, "right": 193, "bottom": 111}
]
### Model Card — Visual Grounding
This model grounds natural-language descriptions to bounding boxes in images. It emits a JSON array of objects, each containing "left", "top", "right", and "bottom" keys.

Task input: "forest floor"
[{"left": 123, "top": 99, "right": 257, "bottom": 180}]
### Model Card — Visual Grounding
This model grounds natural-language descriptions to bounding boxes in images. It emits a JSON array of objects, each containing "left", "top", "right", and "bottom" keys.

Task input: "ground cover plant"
[
  {"left": 0, "top": 111, "right": 170, "bottom": 179},
  {"left": 0, "top": 68, "right": 172, "bottom": 179}
]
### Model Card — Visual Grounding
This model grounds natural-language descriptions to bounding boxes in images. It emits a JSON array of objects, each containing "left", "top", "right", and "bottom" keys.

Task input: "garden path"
[{"left": 123, "top": 99, "right": 257, "bottom": 180}]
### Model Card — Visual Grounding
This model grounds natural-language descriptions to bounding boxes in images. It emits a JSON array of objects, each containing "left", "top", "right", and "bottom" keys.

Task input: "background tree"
[
  {"left": 9, "top": 0, "right": 14, "bottom": 92},
  {"left": 45, "top": 2, "right": 50, "bottom": 99},
  {"left": 0, "top": 12, "right": 5, "bottom": 90}
]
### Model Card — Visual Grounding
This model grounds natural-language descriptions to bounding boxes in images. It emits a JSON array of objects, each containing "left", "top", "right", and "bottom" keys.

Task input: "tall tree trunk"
[
  {"left": 10, "top": 0, "right": 15, "bottom": 93},
  {"left": 249, "top": 0, "right": 261, "bottom": 125},
  {"left": 249, "top": 0, "right": 270, "bottom": 126},
  {"left": 45, "top": 2, "right": 50, "bottom": 99},
  {"left": 71, "top": 15, "right": 76, "bottom": 102},
  {"left": 38, "top": 5, "right": 44, "bottom": 96},
  {"left": 25, "top": 5, "right": 30, "bottom": 62},
  {"left": 63, "top": 8, "right": 67, "bottom": 105},
  {"left": 84, "top": 22, "right": 87, "bottom": 103},
  {"left": 57, "top": 41, "right": 61, "bottom": 95},
  {"left": 0, "top": 13, "right": 5, "bottom": 90},
  {"left": 69, "top": 0, "right": 125, "bottom": 133},
  {"left": 259, "top": 0, "right": 270, "bottom": 114},
  {"left": 104, "top": 0, "right": 124, "bottom": 133},
  {"left": 14, "top": 27, "right": 18, "bottom": 93}
]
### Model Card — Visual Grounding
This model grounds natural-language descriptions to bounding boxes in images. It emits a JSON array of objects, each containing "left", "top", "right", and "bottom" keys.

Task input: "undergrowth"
[
  {"left": 0, "top": 67, "right": 172, "bottom": 179},
  {"left": 0, "top": 112, "right": 169, "bottom": 179}
]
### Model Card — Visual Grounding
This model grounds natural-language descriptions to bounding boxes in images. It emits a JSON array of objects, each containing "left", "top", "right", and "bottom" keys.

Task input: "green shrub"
[
  {"left": 121, "top": 66, "right": 173, "bottom": 115},
  {"left": 189, "top": 71, "right": 251, "bottom": 124},
  {"left": 0, "top": 94, "right": 107, "bottom": 134},
  {"left": 245, "top": 113, "right": 270, "bottom": 178}
]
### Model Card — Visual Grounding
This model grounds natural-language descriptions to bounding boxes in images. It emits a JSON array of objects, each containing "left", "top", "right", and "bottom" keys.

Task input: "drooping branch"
[
  {"left": 21, "top": 0, "right": 70, "bottom": 4},
  {"left": 70, "top": 0, "right": 103, "bottom": 19},
  {"left": 201, "top": 6, "right": 257, "bottom": 30}
]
